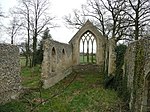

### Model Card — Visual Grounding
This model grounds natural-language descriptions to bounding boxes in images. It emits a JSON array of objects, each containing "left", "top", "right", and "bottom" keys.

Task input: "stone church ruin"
[
  {"left": 41, "top": 21, "right": 119, "bottom": 89},
  {"left": 41, "top": 20, "right": 114, "bottom": 89},
  {"left": 41, "top": 20, "right": 150, "bottom": 111},
  {"left": 0, "top": 20, "right": 149, "bottom": 111}
]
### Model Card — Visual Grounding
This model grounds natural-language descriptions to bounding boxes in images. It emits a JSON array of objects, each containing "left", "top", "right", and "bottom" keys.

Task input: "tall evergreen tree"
[{"left": 36, "top": 27, "right": 52, "bottom": 64}]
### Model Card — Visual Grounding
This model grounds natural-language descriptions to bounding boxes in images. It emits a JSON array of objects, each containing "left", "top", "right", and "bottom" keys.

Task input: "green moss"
[{"left": 0, "top": 100, "right": 28, "bottom": 112}]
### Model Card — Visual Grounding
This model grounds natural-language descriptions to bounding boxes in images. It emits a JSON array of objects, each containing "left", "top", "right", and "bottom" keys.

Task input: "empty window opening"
[
  {"left": 62, "top": 49, "right": 65, "bottom": 55},
  {"left": 52, "top": 47, "right": 56, "bottom": 72},
  {"left": 79, "top": 31, "right": 96, "bottom": 64},
  {"left": 62, "top": 49, "right": 66, "bottom": 61}
]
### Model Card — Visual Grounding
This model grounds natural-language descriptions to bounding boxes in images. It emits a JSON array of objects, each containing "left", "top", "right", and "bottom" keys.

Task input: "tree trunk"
[
  {"left": 11, "top": 35, "right": 13, "bottom": 44},
  {"left": 135, "top": 11, "right": 139, "bottom": 40},
  {"left": 25, "top": 55, "right": 28, "bottom": 67},
  {"left": 26, "top": 10, "right": 30, "bottom": 67},
  {"left": 32, "top": 34, "right": 37, "bottom": 67}
]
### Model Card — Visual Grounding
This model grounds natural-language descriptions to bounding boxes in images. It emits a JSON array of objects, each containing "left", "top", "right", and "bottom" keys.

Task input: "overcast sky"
[{"left": 0, "top": 0, "right": 87, "bottom": 43}]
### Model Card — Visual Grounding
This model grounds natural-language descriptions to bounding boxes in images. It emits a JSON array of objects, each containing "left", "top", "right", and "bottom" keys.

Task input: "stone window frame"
[{"left": 79, "top": 30, "right": 97, "bottom": 64}]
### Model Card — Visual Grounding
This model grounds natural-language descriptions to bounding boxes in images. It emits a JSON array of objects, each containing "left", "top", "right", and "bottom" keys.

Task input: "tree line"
[
  {"left": 0, "top": 0, "right": 54, "bottom": 67},
  {"left": 64, "top": 0, "right": 150, "bottom": 42}
]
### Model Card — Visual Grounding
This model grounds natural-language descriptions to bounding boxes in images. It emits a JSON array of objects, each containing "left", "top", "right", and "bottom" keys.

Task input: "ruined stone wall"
[
  {"left": 41, "top": 39, "right": 73, "bottom": 89},
  {"left": 124, "top": 39, "right": 150, "bottom": 111},
  {"left": 0, "top": 44, "right": 21, "bottom": 104}
]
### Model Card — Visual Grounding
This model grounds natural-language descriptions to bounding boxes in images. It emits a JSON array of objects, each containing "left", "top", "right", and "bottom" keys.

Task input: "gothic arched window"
[{"left": 79, "top": 31, "right": 96, "bottom": 64}]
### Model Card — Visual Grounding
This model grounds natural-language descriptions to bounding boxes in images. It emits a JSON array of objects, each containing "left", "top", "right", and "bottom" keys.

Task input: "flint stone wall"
[
  {"left": 41, "top": 39, "right": 73, "bottom": 89},
  {"left": 124, "top": 39, "right": 150, "bottom": 111},
  {"left": 0, "top": 44, "right": 21, "bottom": 104}
]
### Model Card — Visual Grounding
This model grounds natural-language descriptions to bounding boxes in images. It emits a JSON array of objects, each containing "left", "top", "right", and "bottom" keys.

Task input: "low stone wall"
[
  {"left": 0, "top": 44, "right": 21, "bottom": 104},
  {"left": 124, "top": 39, "right": 150, "bottom": 111},
  {"left": 72, "top": 64, "right": 101, "bottom": 73},
  {"left": 41, "top": 39, "right": 73, "bottom": 89}
]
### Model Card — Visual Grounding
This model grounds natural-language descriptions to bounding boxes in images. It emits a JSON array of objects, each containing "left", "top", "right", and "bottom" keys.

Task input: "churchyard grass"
[
  {"left": 80, "top": 55, "right": 96, "bottom": 64},
  {"left": 0, "top": 64, "right": 126, "bottom": 112}
]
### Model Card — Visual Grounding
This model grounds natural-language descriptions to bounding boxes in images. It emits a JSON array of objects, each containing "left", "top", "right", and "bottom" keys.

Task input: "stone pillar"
[
  {"left": 108, "top": 39, "right": 116, "bottom": 76},
  {"left": 72, "top": 40, "right": 80, "bottom": 65},
  {"left": 41, "top": 40, "right": 51, "bottom": 79}
]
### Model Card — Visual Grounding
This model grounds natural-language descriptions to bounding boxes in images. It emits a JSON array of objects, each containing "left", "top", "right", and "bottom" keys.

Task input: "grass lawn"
[
  {"left": 80, "top": 55, "right": 96, "bottom": 64},
  {"left": 0, "top": 65, "right": 128, "bottom": 112}
]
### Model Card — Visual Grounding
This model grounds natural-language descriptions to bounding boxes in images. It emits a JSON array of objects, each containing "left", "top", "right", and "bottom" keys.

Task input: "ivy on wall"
[
  {"left": 114, "top": 44, "right": 130, "bottom": 101},
  {"left": 104, "top": 40, "right": 148, "bottom": 111},
  {"left": 131, "top": 41, "right": 145, "bottom": 111},
  {"left": 104, "top": 44, "right": 129, "bottom": 100}
]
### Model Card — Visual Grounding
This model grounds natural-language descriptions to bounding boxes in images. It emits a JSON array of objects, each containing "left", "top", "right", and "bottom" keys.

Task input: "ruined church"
[
  {"left": 41, "top": 20, "right": 150, "bottom": 111},
  {"left": 41, "top": 20, "right": 116, "bottom": 89},
  {"left": 0, "top": 20, "right": 150, "bottom": 111}
]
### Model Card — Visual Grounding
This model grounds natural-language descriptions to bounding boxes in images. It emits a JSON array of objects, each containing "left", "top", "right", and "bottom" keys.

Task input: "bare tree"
[
  {"left": 64, "top": 9, "right": 86, "bottom": 29},
  {"left": 13, "top": 0, "right": 55, "bottom": 67},
  {"left": 6, "top": 16, "right": 22, "bottom": 44},
  {"left": 82, "top": 0, "right": 108, "bottom": 36},
  {"left": 0, "top": 4, "right": 4, "bottom": 17},
  {"left": 14, "top": 0, "right": 32, "bottom": 67},
  {"left": 0, "top": 5, "right": 3, "bottom": 35},
  {"left": 125, "top": 0, "right": 150, "bottom": 40},
  {"left": 100, "top": 0, "right": 128, "bottom": 42},
  {"left": 22, "top": 0, "right": 31, "bottom": 67},
  {"left": 64, "top": 0, "right": 128, "bottom": 42},
  {"left": 29, "top": 0, "right": 55, "bottom": 66},
  {"left": 64, "top": 0, "right": 107, "bottom": 35}
]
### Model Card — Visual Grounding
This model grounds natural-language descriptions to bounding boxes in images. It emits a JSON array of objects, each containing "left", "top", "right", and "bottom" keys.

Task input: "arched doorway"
[{"left": 79, "top": 31, "right": 96, "bottom": 64}]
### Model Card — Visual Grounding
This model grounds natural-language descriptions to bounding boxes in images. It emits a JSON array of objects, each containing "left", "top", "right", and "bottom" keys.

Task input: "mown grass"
[
  {"left": 21, "top": 66, "right": 41, "bottom": 88},
  {"left": 0, "top": 63, "right": 127, "bottom": 112},
  {"left": 80, "top": 55, "right": 96, "bottom": 64}
]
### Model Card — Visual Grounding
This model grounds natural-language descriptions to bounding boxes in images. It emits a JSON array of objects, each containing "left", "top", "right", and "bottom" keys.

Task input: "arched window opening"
[
  {"left": 51, "top": 47, "right": 56, "bottom": 72},
  {"left": 61, "top": 49, "right": 66, "bottom": 69},
  {"left": 79, "top": 31, "right": 96, "bottom": 64},
  {"left": 62, "top": 49, "right": 66, "bottom": 61},
  {"left": 52, "top": 47, "right": 56, "bottom": 55},
  {"left": 62, "top": 49, "right": 65, "bottom": 55}
]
